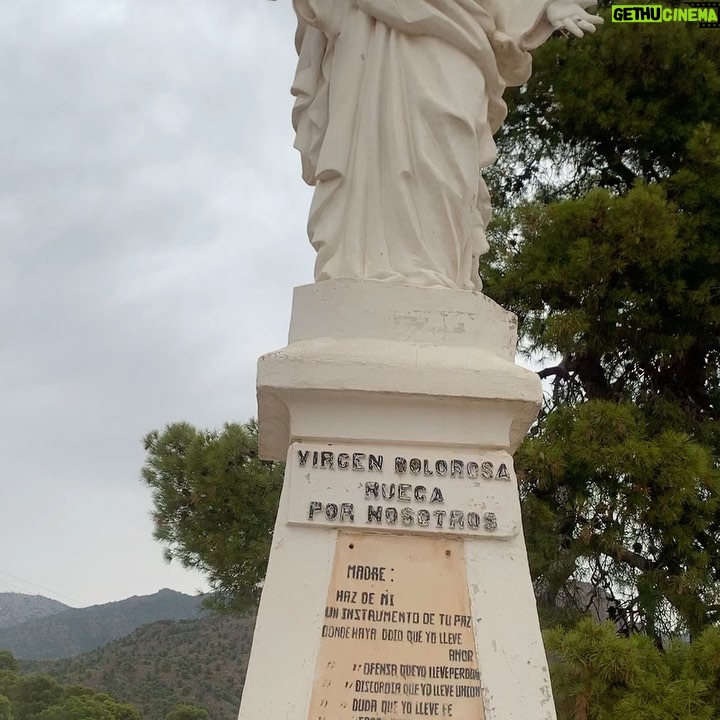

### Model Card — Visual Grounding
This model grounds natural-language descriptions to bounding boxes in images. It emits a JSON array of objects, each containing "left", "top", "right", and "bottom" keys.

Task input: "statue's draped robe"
[{"left": 293, "top": 0, "right": 554, "bottom": 290}]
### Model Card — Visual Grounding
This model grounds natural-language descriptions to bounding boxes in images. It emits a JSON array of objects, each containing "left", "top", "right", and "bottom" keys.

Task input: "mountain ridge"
[
  {"left": 0, "top": 588, "right": 205, "bottom": 660},
  {"left": 24, "top": 612, "right": 255, "bottom": 720},
  {"left": 0, "top": 592, "right": 70, "bottom": 629}
]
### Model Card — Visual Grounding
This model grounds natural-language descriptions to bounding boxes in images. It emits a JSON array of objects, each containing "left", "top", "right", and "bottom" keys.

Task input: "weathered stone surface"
[
  {"left": 257, "top": 281, "right": 540, "bottom": 461},
  {"left": 240, "top": 281, "right": 554, "bottom": 719}
]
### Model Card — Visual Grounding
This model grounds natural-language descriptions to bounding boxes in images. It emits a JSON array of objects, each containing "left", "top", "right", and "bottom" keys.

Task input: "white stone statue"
[{"left": 292, "top": 0, "right": 602, "bottom": 290}]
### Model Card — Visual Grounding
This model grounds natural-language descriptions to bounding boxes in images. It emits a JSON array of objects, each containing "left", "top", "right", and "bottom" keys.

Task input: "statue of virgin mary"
[{"left": 292, "top": 0, "right": 601, "bottom": 290}]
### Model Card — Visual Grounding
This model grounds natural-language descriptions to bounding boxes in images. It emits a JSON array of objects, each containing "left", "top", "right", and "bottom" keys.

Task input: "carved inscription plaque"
[
  {"left": 287, "top": 443, "right": 520, "bottom": 538},
  {"left": 307, "top": 532, "right": 484, "bottom": 720}
]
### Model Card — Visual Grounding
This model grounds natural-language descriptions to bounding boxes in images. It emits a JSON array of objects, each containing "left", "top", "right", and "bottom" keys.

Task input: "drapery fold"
[{"left": 292, "top": 0, "right": 553, "bottom": 290}]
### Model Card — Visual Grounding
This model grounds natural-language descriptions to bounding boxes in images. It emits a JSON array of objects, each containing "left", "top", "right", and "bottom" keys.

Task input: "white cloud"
[{"left": 0, "top": 0, "right": 314, "bottom": 606}]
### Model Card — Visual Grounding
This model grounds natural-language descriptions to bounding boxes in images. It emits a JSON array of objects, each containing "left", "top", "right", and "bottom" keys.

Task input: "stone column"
[{"left": 238, "top": 279, "right": 555, "bottom": 720}]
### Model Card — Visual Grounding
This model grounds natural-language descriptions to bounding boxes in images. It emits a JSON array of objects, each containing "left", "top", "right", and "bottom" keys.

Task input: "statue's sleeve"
[{"left": 496, "top": 0, "right": 555, "bottom": 49}]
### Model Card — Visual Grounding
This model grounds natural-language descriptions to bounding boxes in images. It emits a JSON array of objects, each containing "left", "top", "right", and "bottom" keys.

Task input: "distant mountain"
[
  {"left": 0, "top": 588, "right": 205, "bottom": 660},
  {"left": 0, "top": 592, "right": 70, "bottom": 629},
  {"left": 27, "top": 612, "right": 255, "bottom": 720}
]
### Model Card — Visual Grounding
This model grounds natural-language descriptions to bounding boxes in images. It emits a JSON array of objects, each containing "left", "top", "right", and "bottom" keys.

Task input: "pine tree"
[
  {"left": 141, "top": 420, "right": 283, "bottom": 612},
  {"left": 483, "top": 8, "right": 720, "bottom": 642}
]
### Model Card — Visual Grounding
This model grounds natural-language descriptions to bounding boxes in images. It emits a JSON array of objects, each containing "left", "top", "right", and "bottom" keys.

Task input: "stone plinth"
[{"left": 238, "top": 280, "right": 555, "bottom": 720}]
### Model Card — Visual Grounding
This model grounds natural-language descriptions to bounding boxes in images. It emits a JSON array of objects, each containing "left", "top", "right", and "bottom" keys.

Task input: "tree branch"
[
  {"left": 537, "top": 365, "right": 570, "bottom": 380},
  {"left": 611, "top": 545, "right": 655, "bottom": 573}
]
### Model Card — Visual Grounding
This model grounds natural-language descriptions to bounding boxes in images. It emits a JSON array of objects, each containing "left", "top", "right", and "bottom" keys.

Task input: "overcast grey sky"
[{"left": 1, "top": 0, "right": 315, "bottom": 607}]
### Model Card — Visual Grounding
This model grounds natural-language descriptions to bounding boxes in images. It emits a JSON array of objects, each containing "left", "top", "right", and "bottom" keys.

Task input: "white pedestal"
[{"left": 238, "top": 280, "right": 555, "bottom": 720}]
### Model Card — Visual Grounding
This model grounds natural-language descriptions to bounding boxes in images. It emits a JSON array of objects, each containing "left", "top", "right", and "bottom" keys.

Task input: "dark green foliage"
[
  {"left": 0, "top": 663, "right": 139, "bottom": 720},
  {"left": 141, "top": 420, "right": 283, "bottom": 612},
  {"left": 35, "top": 693, "right": 141, "bottom": 720},
  {"left": 483, "top": 7, "right": 720, "bottom": 643},
  {"left": 489, "top": 9, "right": 720, "bottom": 202},
  {"left": 28, "top": 614, "right": 252, "bottom": 720},
  {"left": 0, "top": 656, "right": 17, "bottom": 674},
  {"left": 0, "top": 672, "right": 18, "bottom": 705},
  {"left": 487, "top": 179, "right": 720, "bottom": 428},
  {"left": 520, "top": 400, "right": 720, "bottom": 639},
  {"left": 164, "top": 704, "right": 209, "bottom": 720},
  {"left": 12, "top": 676, "right": 63, "bottom": 720},
  {"left": 546, "top": 620, "right": 720, "bottom": 720}
]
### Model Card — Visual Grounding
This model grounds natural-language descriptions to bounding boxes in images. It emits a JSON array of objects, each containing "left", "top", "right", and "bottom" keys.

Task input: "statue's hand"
[{"left": 546, "top": 0, "right": 604, "bottom": 37}]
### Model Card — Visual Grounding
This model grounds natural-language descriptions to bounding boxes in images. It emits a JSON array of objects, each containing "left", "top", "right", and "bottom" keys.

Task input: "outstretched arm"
[{"left": 546, "top": 0, "right": 604, "bottom": 37}]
